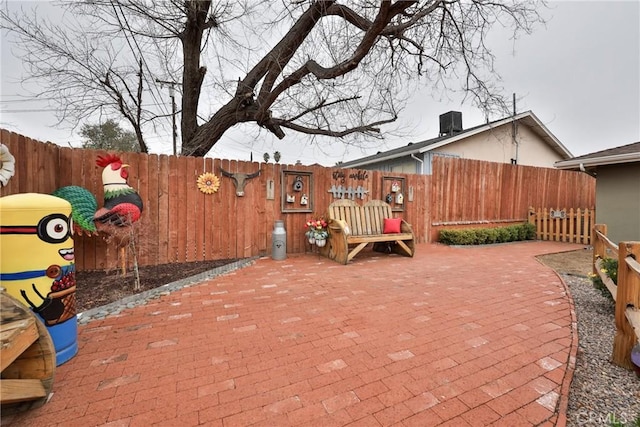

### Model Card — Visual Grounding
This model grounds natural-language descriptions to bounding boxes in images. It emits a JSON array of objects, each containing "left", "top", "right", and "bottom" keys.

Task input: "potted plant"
[{"left": 305, "top": 216, "right": 328, "bottom": 247}]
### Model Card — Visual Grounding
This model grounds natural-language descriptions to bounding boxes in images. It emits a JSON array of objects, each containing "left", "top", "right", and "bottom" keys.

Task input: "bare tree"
[
  {"left": 1, "top": 1, "right": 545, "bottom": 157},
  {"left": 1, "top": 4, "right": 151, "bottom": 152}
]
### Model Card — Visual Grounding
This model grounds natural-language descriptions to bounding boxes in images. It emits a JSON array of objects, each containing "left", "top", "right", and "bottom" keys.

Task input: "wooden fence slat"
[
  {"left": 569, "top": 208, "right": 575, "bottom": 243},
  {"left": 185, "top": 156, "right": 197, "bottom": 262},
  {"left": 167, "top": 155, "right": 180, "bottom": 263},
  {"left": 157, "top": 155, "right": 170, "bottom": 265},
  {"left": 193, "top": 158, "right": 205, "bottom": 261},
  {"left": 202, "top": 158, "right": 215, "bottom": 260}
]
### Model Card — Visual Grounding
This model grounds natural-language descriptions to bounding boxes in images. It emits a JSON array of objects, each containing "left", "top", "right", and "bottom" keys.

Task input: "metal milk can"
[{"left": 271, "top": 220, "right": 287, "bottom": 260}]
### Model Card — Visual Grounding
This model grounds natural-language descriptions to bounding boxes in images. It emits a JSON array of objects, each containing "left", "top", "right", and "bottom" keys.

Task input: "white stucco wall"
[
  {"left": 435, "top": 123, "right": 562, "bottom": 167},
  {"left": 344, "top": 120, "right": 565, "bottom": 174}
]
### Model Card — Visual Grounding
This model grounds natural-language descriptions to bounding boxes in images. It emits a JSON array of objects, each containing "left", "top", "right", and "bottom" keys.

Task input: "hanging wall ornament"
[
  {"left": 197, "top": 172, "right": 220, "bottom": 194},
  {"left": 293, "top": 175, "right": 304, "bottom": 192}
]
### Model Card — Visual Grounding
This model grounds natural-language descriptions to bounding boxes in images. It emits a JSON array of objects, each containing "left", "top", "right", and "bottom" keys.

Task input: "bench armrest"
[
  {"left": 328, "top": 219, "right": 351, "bottom": 237},
  {"left": 400, "top": 219, "right": 414, "bottom": 235}
]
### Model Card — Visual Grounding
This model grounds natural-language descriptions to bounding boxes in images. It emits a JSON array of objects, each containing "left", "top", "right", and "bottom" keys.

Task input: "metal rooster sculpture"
[
  {"left": 93, "top": 154, "right": 143, "bottom": 227},
  {"left": 52, "top": 154, "right": 143, "bottom": 235}
]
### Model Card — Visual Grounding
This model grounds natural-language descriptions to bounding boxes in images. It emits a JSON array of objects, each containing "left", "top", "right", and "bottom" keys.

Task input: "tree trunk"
[
  {"left": 184, "top": 100, "right": 244, "bottom": 157},
  {"left": 181, "top": 1, "right": 210, "bottom": 149}
]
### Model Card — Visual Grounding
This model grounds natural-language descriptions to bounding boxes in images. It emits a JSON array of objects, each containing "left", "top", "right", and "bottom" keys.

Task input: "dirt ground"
[
  {"left": 75, "top": 259, "right": 239, "bottom": 312},
  {"left": 537, "top": 246, "right": 594, "bottom": 277}
]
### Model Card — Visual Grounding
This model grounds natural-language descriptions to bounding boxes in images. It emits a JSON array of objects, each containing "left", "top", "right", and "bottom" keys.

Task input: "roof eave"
[
  {"left": 342, "top": 111, "right": 572, "bottom": 167},
  {"left": 341, "top": 148, "right": 422, "bottom": 168},
  {"left": 523, "top": 113, "right": 573, "bottom": 159},
  {"left": 555, "top": 152, "right": 640, "bottom": 169}
]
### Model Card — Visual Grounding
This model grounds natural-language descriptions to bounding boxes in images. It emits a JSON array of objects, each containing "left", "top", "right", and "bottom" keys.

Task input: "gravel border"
[
  {"left": 563, "top": 273, "right": 640, "bottom": 426},
  {"left": 76, "top": 257, "right": 257, "bottom": 325}
]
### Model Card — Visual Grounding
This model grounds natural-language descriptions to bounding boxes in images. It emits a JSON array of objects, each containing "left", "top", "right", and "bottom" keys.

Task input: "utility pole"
[
  {"left": 156, "top": 79, "right": 178, "bottom": 155},
  {"left": 512, "top": 92, "right": 518, "bottom": 165}
]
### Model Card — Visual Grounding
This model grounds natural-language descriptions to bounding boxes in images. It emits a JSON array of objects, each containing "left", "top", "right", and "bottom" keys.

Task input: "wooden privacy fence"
[
  {"left": 592, "top": 224, "right": 640, "bottom": 369},
  {"left": 528, "top": 207, "right": 595, "bottom": 244},
  {"left": 0, "top": 130, "right": 429, "bottom": 270},
  {"left": 430, "top": 157, "right": 595, "bottom": 242},
  {"left": 1, "top": 129, "right": 596, "bottom": 271}
]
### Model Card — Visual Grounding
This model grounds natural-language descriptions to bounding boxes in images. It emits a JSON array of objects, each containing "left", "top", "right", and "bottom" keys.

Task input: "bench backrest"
[{"left": 327, "top": 199, "right": 393, "bottom": 236}]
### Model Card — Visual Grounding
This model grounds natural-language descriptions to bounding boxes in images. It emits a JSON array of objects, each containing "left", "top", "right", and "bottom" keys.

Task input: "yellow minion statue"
[{"left": 0, "top": 193, "right": 78, "bottom": 365}]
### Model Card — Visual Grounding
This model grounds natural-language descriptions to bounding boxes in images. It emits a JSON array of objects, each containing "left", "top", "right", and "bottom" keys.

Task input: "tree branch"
[{"left": 271, "top": 114, "right": 398, "bottom": 139}]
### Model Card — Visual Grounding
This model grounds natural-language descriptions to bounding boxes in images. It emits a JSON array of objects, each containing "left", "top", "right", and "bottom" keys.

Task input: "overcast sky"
[{"left": 1, "top": 1, "right": 639, "bottom": 165}]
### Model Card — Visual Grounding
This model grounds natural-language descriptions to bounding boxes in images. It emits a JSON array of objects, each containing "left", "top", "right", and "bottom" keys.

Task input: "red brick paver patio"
[{"left": 2, "top": 241, "right": 584, "bottom": 427}]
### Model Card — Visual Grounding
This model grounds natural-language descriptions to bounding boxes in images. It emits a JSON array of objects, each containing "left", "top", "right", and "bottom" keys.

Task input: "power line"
[
  {"left": 110, "top": 1, "right": 173, "bottom": 120},
  {"left": 0, "top": 97, "right": 59, "bottom": 103},
  {"left": 1, "top": 100, "right": 170, "bottom": 113},
  {"left": 1, "top": 108, "right": 59, "bottom": 113}
]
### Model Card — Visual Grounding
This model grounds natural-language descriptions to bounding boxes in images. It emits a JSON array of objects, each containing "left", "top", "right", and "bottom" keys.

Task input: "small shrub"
[
  {"left": 438, "top": 223, "right": 536, "bottom": 246},
  {"left": 518, "top": 222, "right": 536, "bottom": 240},
  {"left": 588, "top": 257, "right": 618, "bottom": 301},
  {"left": 474, "top": 228, "right": 490, "bottom": 244},
  {"left": 484, "top": 228, "right": 498, "bottom": 243},
  {"left": 608, "top": 414, "right": 640, "bottom": 426},
  {"left": 496, "top": 227, "right": 511, "bottom": 243},
  {"left": 600, "top": 257, "right": 618, "bottom": 284}
]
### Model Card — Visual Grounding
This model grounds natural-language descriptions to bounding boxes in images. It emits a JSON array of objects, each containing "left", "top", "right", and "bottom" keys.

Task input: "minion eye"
[{"left": 37, "top": 214, "right": 71, "bottom": 243}]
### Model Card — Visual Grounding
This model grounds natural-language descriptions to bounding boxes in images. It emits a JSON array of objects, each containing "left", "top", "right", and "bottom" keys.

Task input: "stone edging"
[
  {"left": 77, "top": 257, "right": 258, "bottom": 325},
  {"left": 548, "top": 270, "right": 579, "bottom": 427}
]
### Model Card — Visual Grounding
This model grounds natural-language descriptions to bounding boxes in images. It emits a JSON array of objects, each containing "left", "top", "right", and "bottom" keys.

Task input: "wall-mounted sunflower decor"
[{"left": 197, "top": 172, "right": 220, "bottom": 194}]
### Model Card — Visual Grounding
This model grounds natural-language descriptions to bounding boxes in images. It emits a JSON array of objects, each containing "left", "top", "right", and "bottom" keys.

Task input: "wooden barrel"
[{"left": 1, "top": 288, "right": 55, "bottom": 413}]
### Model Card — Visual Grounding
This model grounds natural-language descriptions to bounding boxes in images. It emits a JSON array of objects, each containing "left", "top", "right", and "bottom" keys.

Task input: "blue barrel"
[{"left": 0, "top": 193, "right": 78, "bottom": 365}]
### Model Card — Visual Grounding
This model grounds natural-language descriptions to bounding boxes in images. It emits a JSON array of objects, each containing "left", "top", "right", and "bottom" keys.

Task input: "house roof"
[
  {"left": 554, "top": 141, "right": 640, "bottom": 170},
  {"left": 339, "top": 111, "right": 573, "bottom": 168}
]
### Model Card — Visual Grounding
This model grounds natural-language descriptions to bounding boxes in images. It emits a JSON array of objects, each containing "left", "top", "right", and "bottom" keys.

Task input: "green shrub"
[
  {"left": 484, "top": 228, "right": 499, "bottom": 243},
  {"left": 608, "top": 413, "right": 640, "bottom": 426},
  {"left": 600, "top": 257, "right": 618, "bottom": 284},
  {"left": 496, "top": 227, "right": 511, "bottom": 243},
  {"left": 589, "top": 257, "right": 618, "bottom": 301},
  {"left": 438, "top": 223, "right": 536, "bottom": 246},
  {"left": 520, "top": 222, "right": 536, "bottom": 240}
]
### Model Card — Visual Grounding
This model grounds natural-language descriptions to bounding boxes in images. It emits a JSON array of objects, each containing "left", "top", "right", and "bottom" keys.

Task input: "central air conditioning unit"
[{"left": 439, "top": 111, "right": 463, "bottom": 137}]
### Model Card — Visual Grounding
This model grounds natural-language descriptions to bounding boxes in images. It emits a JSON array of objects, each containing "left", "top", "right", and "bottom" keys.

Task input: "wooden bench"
[{"left": 325, "top": 199, "right": 415, "bottom": 264}]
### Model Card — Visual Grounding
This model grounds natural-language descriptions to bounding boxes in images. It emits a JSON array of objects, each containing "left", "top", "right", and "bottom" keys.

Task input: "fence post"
[
  {"left": 528, "top": 207, "right": 535, "bottom": 225},
  {"left": 587, "top": 208, "right": 596, "bottom": 245},
  {"left": 612, "top": 241, "right": 640, "bottom": 369},
  {"left": 568, "top": 208, "right": 575, "bottom": 243},
  {"left": 593, "top": 224, "right": 607, "bottom": 275}
]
